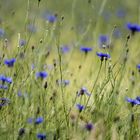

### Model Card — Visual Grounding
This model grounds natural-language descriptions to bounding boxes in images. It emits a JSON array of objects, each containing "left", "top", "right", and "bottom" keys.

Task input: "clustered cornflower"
[{"left": 4, "top": 58, "right": 16, "bottom": 67}]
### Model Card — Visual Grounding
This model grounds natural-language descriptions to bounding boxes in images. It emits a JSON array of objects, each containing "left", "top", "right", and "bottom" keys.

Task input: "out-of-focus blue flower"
[
  {"left": 137, "top": 64, "right": 140, "bottom": 70},
  {"left": 77, "top": 87, "right": 91, "bottom": 96},
  {"left": 4, "top": 58, "right": 16, "bottom": 67},
  {"left": 98, "top": 35, "right": 109, "bottom": 48},
  {"left": 0, "top": 75, "right": 12, "bottom": 84},
  {"left": 19, "top": 39, "right": 26, "bottom": 47},
  {"left": 80, "top": 46, "right": 93, "bottom": 54},
  {"left": 0, "top": 98, "right": 10, "bottom": 107},
  {"left": 56, "top": 79, "right": 70, "bottom": 86},
  {"left": 61, "top": 45, "right": 70, "bottom": 53},
  {"left": 37, "top": 133, "right": 46, "bottom": 140},
  {"left": 27, "top": 118, "right": 34, "bottom": 123},
  {"left": 76, "top": 104, "right": 85, "bottom": 112},
  {"left": 96, "top": 52, "right": 110, "bottom": 60},
  {"left": 35, "top": 117, "right": 44, "bottom": 124},
  {"left": 36, "top": 71, "right": 48, "bottom": 79},
  {"left": 0, "top": 28, "right": 4, "bottom": 37},
  {"left": 113, "top": 28, "right": 121, "bottom": 38},
  {"left": 116, "top": 8, "right": 126, "bottom": 18},
  {"left": 0, "top": 84, "right": 8, "bottom": 89},
  {"left": 85, "top": 122, "right": 93, "bottom": 131},
  {"left": 126, "top": 97, "right": 140, "bottom": 106},
  {"left": 43, "top": 12, "right": 57, "bottom": 23},
  {"left": 127, "top": 23, "right": 140, "bottom": 35},
  {"left": 27, "top": 24, "right": 37, "bottom": 33}
]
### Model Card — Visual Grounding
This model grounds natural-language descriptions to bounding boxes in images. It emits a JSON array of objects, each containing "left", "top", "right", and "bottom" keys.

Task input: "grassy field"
[{"left": 0, "top": 0, "right": 140, "bottom": 140}]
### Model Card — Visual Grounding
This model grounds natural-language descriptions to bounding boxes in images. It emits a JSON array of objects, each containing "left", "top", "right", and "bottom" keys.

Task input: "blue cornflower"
[
  {"left": 85, "top": 122, "right": 93, "bottom": 131},
  {"left": 43, "top": 13, "right": 57, "bottom": 23},
  {"left": 80, "top": 46, "right": 93, "bottom": 54},
  {"left": 4, "top": 58, "right": 16, "bottom": 67},
  {"left": 36, "top": 71, "right": 48, "bottom": 79},
  {"left": 27, "top": 118, "right": 34, "bottom": 123},
  {"left": 137, "top": 64, "right": 140, "bottom": 70},
  {"left": 76, "top": 104, "right": 85, "bottom": 112},
  {"left": 37, "top": 133, "right": 46, "bottom": 140},
  {"left": 35, "top": 117, "right": 44, "bottom": 124},
  {"left": 98, "top": 35, "right": 109, "bottom": 48},
  {"left": 127, "top": 23, "right": 140, "bottom": 35},
  {"left": 0, "top": 85, "right": 8, "bottom": 89},
  {"left": 61, "top": 45, "right": 70, "bottom": 53},
  {"left": 0, "top": 98, "right": 10, "bottom": 107},
  {"left": 0, "top": 75, "right": 12, "bottom": 84},
  {"left": 77, "top": 87, "right": 91, "bottom": 96},
  {"left": 116, "top": 8, "right": 126, "bottom": 18},
  {"left": 96, "top": 52, "right": 110, "bottom": 61},
  {"left": 126, "top": 97, "right": 140, "bottom": 106},
  {"left": 0, "top": 28, "right": 4, "bottom": 37},
  {"left": 19, "top": 39, "right": 26, "bottom": 47}
]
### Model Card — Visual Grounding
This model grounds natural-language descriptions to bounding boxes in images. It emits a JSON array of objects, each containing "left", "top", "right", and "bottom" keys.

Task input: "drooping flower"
[
  {"left": 0, "top": 98, "right": 10, "bottom": 107},
  {"left": 127, "top": 23, "right": 140, "bottom": 35},
  {"left": 96, "top": 52, "right": 110, "bottom": 61},
  {"left": 0, "top": 28, "right": 4, "bottom": 37},
  {"left": 98, "top": 35, "right": 109, "bottom": 48},
  {"left": 77, "top": 87, "right": 91, "bottom": 96},
  {"left": 36, "top": 71, "right": 48, "bottom": 79},
  {"left": 85, "top": 122, "right": 94, "bottom": 131},
  {"left": 80, "top": 46, "right": 93, "bottom": 54},
  {"left": 37, "top": 133, "right": 46, "bottom": 140},
  {"left": 76, "top": 104, "right": 85, "bottom": 112},
  {"left": 35, "top": 117, "right": 44, "bottom": 124},
  {"left": 4, "top": 58, "right": 16, "bottom": 67}
]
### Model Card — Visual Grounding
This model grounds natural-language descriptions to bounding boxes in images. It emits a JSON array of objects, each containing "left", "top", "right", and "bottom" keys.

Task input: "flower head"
[
  {"left": 35, "top": 117, "right": 44, "bottom": 124},
  {"left": 80, "top": 46, "right": 93, "bottom": 54},
  {"left": 36, "top": 71, "right": 48, "bottom": 79},
  {"left": 77, "top": 87, "right": 91, "bottom": 96},
  {"left": 19, "top": 39, "right": 26, "bottom": 47},
  {"left": 126, "top": 97, "right": 140, "bottom": 106},
  {"left": 4, "top": 58, "right": 16, "bottom": 67},
  {"left": 43, "top": 12, "right": 57, "bottom": 23},
  {"left": 98, "top": 35, "right": 109, "bottom": 48},
  {"left": 0, "top": 75, "right": 12, "bottom": 84},
  {"left": 37, "top": 133, "right": 46, "bottom": 140},
  {"left": 96, "top": 52, "right": 110, "bottom": 61},
  {"left": 76, "top": 104, "right": 85, "bottom": 112},
  {"left": 137, "top": 64, "right": 140, "bottom": 71},
  {"left": 127, "top": 23, "right": 140, "bottom": 35},
  {"left": 61, "top": 45, "right": 70, "bottom": 53},
  {"left": 85, "top": 122, "right": 93, "bottom": 131}
]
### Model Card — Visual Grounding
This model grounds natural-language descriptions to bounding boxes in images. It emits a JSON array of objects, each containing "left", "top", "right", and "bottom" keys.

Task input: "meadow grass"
[{"left": 0, "top": 0, "right": 140, "bottom": 140}]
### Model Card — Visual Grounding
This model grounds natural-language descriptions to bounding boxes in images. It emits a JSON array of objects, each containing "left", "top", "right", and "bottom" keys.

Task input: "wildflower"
[
  {"left": 4, "top": 58, "right": 16, "bottom": 67},
  {"left": 96, "top": 52, "right": 110, "bottom": 61},
  {"left": 76, "top": 104, "right": 85, "bottom": 112},
  {"left": 19, "top": 39, "right": 26, "bottom": 47},
  {"left": 0, "top": 28, "right": 4, "bottom": 37},
  {"left": 0, "top": 75, "right": 12, "bottom": 84},
  {"left": 27, "top": 118, "right": 33, "bottom": 123},
  {"left": 116, "top": 8, "right": 126, "bottom": 18},
  {"left": 77, "top": 87, "right": 91, "bottom": 96},
  {"left": 85, "top": 122, "right": 93, "bottom": 131},
  {"left": 36, "top": 71, "right": 48, "bottom": 79},
  {"left": 98, "top": 35, "right": 109, "bottom": 48},
  {"left": 80, "top": 46, "right": 93, "bottom": 54},
  {"left": 0, "top": 98, "right": 10, "bottom": 107},
  {"left": 137, "top": 64, "right": 140, "bottom": 71},
  {"left": 37, "top": 133, "right": 46, "bottom": 140},
  {"left": 61, "top": 45, "right": 70, "bottom": 53},
  {"left": 0, "top": 84, "right": 8, "bottom": 89},
  {"left": 43, "top": 12, "right": 57, "bottom": 23},
  {"left": 126, "top": 97, "right": 140, "bottom": 106},
  {"left": 35, "top": 117, "right": 44, "bottom": 124},
  {"left": 127, "top": 23, "right": 140, "bottom": 35}
]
